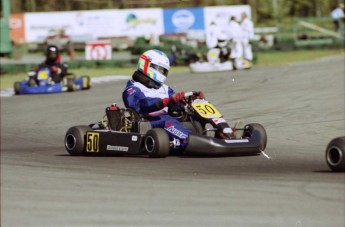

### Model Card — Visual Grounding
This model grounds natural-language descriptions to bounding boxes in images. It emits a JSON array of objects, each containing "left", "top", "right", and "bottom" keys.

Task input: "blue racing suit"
[{"left": 122, "top": 79, "right": 191, "bottom": 149}]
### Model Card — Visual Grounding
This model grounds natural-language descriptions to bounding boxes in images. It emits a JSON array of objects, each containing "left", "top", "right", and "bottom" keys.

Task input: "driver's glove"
[
  {"left": 161, "top": 91, "right": 185, "bottom": 107},
  {"left": 51, "top": 66, "right": 62, "bottom": 74},
  {"left": 195, "top": 91, "right": 205, "bottom": 99}
]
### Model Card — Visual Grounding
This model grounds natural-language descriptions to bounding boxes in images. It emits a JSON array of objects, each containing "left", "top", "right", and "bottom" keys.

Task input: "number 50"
[{"left": 86, "top": 132, "right": 99, "bottom": 152}]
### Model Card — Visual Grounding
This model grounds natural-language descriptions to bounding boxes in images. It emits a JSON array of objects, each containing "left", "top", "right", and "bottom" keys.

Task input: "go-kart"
[
  {"left": 189, "top": 48, "right": 252, "bottom": 73},
  {"left": 64, "top": 91, "right": 267, "bottom": 158},
  {"left": 14, "top": 66, "right": 91, "bottom": 95},
  {"left": 325, "top": 136, "right": 345, "bottom": 172}
]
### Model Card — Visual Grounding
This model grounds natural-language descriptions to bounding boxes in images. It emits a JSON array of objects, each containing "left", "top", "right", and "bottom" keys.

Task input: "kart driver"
[
  {"left": 122, "top": 49, "right": 204, "bottom": 151},
  {"left": 30, "top": 45, "right": 68, "bottom": 85}
]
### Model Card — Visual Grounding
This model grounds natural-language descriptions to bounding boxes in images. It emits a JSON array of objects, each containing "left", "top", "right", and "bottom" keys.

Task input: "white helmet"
[
  {"left": 137, "top": 49, "right": 170, "bottom": 86},
  {"left": 217, "top": 32, "right": 229, "bottom": 47}
]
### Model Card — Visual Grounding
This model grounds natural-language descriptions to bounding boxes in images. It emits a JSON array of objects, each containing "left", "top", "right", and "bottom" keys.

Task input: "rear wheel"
[
  {"left": 65, "top": 125, "right": 90, "bottom": 156},
  {"left": 326, "top": 137, "right": 345, "bottom": 172},
  {"left": 243, "top": 123, "right": 267, "bottom": 151},
  {"left": 144, "top": 128, "right": 170, "bottom": 158},
  {"left": 14, "top": 82, "right": 21, "bottom": 95}
]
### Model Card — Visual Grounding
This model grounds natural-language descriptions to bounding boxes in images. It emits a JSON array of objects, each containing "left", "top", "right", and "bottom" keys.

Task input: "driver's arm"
[{"left": 123, "top": 87, "right": 166, "bottom": 114}]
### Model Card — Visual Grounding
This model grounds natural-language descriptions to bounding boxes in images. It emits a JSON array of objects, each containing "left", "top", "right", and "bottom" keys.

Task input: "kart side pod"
[{"left": 184, "top": 123, "right": 267, "bottom": 156}]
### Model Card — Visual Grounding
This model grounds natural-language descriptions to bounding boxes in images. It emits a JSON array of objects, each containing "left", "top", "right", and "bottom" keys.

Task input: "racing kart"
[
  {"left": 64, "top": 91, "right": 267, "bottom": 158},
  {"left": 190, "top": 48, "right": 252, "bottom": 73},
  {"left": 14, "top": 66, "right": 91, "bottom": 95},
  {"left": 325, "top": 136, "right": 345, "bottom": 172}
]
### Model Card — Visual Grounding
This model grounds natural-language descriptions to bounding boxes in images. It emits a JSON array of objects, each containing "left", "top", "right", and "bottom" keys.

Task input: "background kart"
[
  {"left": 65, "top": 92, "right": 267, "bottom": 158},
  {"left": 190, "top": 48, "right": 252, "bottom": 73},
  {"left": 325, "top": 136, "right": 345, "bottom": 172},
  {"left": 13, "top": 67, "right": 91, "bottom": 95}
]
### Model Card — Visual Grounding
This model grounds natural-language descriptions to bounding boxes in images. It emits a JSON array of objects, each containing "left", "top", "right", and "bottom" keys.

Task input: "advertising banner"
[
  {"left": 111, "top": 8, "right": 164, "bottom": 37},
  {"left": 23, "top": 8, "right": 164, "bottom": 43},
  {"left": 204, "top": 5, "right": 251, "bottom": 32},
  {"left": 163, "top": 7, "right": 204, "bottom": 34},
  {"left": 10, "top": 13, "right": 26, "bottom": 44},
  {"left": 203, "top": 5, "right": 251, "bottom": 47},
  {"left": 11, "top": 5, "right": 251, "bottom": 45}
]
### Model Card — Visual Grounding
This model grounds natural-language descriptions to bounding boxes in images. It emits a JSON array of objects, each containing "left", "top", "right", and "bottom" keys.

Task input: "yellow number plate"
[
  {"left": 86, "top": 132, "right": 100, "bottom": 152},
  {"left": 37, "top": 70, "right": 49, "bottom": 80},
  {"left": 192, "top": 103, "right": 222, "bottom": 118}
]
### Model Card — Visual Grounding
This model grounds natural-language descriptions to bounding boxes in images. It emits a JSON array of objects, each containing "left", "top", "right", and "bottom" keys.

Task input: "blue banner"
[{"left": 163, "top": 7, "right": 204, "bottom": 34}]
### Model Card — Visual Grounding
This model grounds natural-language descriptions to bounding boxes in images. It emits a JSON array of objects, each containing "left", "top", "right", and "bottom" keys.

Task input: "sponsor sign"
[
  {"left": 204, "top": 5, "right": 251, "bottom": 46},
  {"left": 21, "top": 8, "right": 164, "bottom": 43},
  {"left": 106, "top": 145, "right": 129, "bottom": 152},
  {"left": 165, "top": 122, "right": 188, "bottom": 139},
  {"left": 85, "top": 40, "right": 112, "bottom": 60},
  {"left": 225, "top": 139, "right": 249, "bottom": 143},
  {"left": 163, "top": 7, "right": 204, "bottom": 33},
  {"left": 10, "top": 14, "right": 25, "bottom": 43}
]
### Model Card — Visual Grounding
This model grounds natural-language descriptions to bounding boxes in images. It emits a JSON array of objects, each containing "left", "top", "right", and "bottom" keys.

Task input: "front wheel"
[
  {"left": 144, "top": 128, "right": 170, "bottom": 158},
  {"left": 81, "top": 75, "right": 91, "bottom": 90},
  {"left": 67, "top": 78, "right": 76, "bottom": 92},
  {"left": 14, "top": 82, "right": 21, "bottom": 95},
  {"left": 243, "top": 123, "right": 267, "bottom": 151},
  {"left": 326, "top": 136, "right": 345, "bottom": 172},
  {"left": 65, "top": 125, "right": 90, "bottom": 156}
]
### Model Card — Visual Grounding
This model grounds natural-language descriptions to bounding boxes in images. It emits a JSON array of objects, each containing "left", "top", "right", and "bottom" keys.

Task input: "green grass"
[
  {"left": 1, "top": 49, "right": 344, "bottom": 90},
  {"left": 256, "top": 49, "right": 344, "bottom": 66}
]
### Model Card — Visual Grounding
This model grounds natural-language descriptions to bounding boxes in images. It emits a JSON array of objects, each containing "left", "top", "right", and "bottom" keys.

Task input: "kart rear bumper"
[{"left": 184, "top": 131, "right": 264, "bottom": 156}]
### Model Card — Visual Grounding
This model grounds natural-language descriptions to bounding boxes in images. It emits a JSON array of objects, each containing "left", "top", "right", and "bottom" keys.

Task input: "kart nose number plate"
[
  {"left": 192, "top": 103, "right": 222, "bottom": 118},
  {"left": 37, "top": 70, "right": 49, "bottom": 80}
]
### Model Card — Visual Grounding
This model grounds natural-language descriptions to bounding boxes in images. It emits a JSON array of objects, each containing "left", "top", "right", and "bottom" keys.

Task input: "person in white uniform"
[
  {"left": 240, "top": 12, "right": 255, "bottom": 62},
  {"left": 331, "top": 3, "right": 344, "bottom": 33},
  {"left": 227, "top": 16, "right": 243, "bottom": 63}
]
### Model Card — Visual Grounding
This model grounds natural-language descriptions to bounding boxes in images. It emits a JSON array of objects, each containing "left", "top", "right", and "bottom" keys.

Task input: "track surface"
[{"left": 1, "top": 55, "right": 344, "bottom": 227}]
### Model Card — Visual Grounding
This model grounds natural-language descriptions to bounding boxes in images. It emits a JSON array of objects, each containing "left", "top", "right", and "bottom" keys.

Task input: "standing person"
[
  {"left": 122, "top": 49, "right": 205, "bottom": 151},
  {"left": 240, "top": 12, "right": 255, "bottom": 62},
  {"left": 227, "top": 16, "right": 243, "bottom": 68},
  {"left": 206, "top": 21, "right": 221, "bottom": 49},
  {"left": 331, "top": 3, "right": 345, "bottom": 33}
]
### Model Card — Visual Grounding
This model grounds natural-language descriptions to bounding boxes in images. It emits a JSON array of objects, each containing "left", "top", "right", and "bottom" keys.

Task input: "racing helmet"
[
  {"left": 137, "top": 49, "right": 170, "bottom": 86},
  {"left": 46, "top": 45, "right": 59, "bottom": 62},
  {"left": 217, "top": 32, "right": 229, "bottom": 48}
]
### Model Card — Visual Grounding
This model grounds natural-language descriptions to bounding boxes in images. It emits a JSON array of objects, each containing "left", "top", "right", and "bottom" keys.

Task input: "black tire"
[
  {"left": 81, "top": 75, "right": 91, "bottom": 90},
  {"left": 67, "top": 78, "right": 76, "bottom": 92},
  {"left": 325, "top": 136, "right": 345, "bottom": 172},
  {"left": 14, "top": 82, "right": 21, "bottom": 95},
  {"left": 65, "top": 125, "right": 90, "bottom": 156},
  {"left": 244, "top": 123, "right": 267, "bottom": 151},
  {"left": 144, "top": 128, "right": 170, "bottom": 158},
  {"left": 181, "top": 121, "right": 203, "bottom": 134}
]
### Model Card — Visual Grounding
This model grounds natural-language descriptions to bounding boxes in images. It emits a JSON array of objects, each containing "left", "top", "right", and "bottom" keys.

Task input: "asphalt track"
[{"left": 1, "top": 55, "right": 344, "bottom": 227}]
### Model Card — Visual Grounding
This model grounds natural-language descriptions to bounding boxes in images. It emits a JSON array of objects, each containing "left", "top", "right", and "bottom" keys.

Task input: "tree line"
[{"left": 4, "top": 0, "right": 343, "bottom": 24}]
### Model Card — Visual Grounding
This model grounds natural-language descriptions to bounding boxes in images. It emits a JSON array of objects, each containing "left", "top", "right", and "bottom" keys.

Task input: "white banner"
[
  {"left": 203, "top": 5, "right": 251, "bottom": 48},
  {"left": 24, "top": 8, "right": 164, "bottom": 43}
]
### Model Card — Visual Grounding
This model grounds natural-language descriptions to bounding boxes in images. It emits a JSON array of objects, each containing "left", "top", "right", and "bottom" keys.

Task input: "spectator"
[
  {"left": 331, "top": 3, "right": 344, "bottom": 33},
  {"left": 240, "top": 12, "right": 254, "bottom": 62},
  {"left": 227, "top": 16, "right": 243, "bottom": 67}
]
